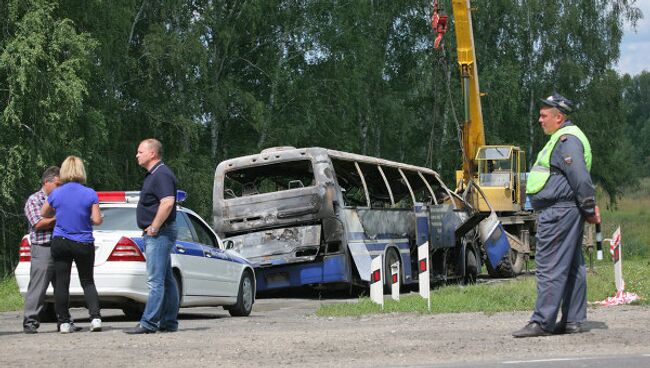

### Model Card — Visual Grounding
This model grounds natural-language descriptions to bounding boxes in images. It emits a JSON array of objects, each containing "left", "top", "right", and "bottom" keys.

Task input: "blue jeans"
[{"left": 140, "top": 222, "right": 179, "bottom": 331}]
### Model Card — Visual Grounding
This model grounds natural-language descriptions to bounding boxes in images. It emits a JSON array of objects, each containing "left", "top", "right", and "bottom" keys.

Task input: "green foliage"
[
  {"left": 600, "top": 178, "right": 650, "bottom": 259},
  {"left": 0, "top": 0, "right": 645, "bottom": 275},
  {"left": 623, "top": 71, "right": 650, "bottom": 176},
  {"left": 0, "top": 0, "right": 98, "bottom": 275}
]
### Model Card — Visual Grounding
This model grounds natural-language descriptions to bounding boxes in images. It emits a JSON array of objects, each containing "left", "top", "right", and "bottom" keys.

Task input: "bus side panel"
[
  {"left": 428, "top": 204, "right": 457, "bottom": 249},
  {"left": 254, "top": 254, "right": 349, "bottom": 292},
  {"left": 341, "top": 208, "right": 415, "bottom": 284}
]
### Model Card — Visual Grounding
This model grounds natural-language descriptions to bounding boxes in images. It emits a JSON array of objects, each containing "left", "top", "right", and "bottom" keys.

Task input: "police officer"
[{"left": 513, "top": 92, "right": 601, "bottom": 338}]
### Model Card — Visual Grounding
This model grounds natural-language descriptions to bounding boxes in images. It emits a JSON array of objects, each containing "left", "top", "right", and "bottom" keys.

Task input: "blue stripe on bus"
[
  {"left": 346, "top": 232, "right": 412, "bottom": 241},
  {"left": 255, "top": 254, "right": 348, "bottom": 292}
]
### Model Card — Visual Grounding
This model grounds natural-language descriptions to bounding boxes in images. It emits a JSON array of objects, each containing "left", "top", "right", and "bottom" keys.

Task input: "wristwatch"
[{"left": 149, "top": 227, "right": 158, "bottom": 234}]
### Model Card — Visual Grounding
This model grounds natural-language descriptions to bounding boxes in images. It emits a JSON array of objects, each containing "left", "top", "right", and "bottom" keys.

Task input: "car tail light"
[
  {"left": 107, "top": 237, "right": 145, "bottom": 262},
  {"left": 19, "top": 237, "right": 31, "bottom": 262}
]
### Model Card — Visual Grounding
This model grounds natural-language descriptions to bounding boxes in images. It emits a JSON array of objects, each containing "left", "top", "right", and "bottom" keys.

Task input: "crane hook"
[{"left": 432, "top": 0, "right": 448, "bottom": 49}]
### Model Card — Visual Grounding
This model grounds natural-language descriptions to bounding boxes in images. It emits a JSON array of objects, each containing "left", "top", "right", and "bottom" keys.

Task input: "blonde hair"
[{"left": 60, "top": 155, "right": 87, "bottom": 184}]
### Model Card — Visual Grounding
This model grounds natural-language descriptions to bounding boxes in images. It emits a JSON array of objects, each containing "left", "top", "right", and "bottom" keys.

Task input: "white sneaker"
[
  {"left": 90, "top": 318, "right": 102, "bottom": 332},
  {"left": 60, "top": 323, "right": 72, "bottom": 334}
]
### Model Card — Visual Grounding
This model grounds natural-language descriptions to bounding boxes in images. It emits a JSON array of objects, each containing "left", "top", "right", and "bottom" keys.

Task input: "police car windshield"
[{"left": 94, "top": 207, "right": 140, "bottom": 231}]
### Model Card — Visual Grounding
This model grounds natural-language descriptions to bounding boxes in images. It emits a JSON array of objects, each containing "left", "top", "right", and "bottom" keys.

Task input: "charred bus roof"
[{"left": 215, "top": 146, "right": 444, "bottom": 179}]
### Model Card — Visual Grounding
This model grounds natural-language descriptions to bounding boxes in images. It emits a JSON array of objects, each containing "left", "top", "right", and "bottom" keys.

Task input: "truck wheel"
[
  {"left": 464, "top": 247, "right": 479, "bottom": 284},
  {"left": 511, "top": 249, "right": 526, "bottom": 274},
  {"left": 486, "top": 250, "right": 516, "bottom": 278}
]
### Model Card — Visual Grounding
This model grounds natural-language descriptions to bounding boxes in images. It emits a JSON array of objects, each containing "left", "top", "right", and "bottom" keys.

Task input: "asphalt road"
[{"left": 1, "top": 295, "right": 648, "bottom": 368}]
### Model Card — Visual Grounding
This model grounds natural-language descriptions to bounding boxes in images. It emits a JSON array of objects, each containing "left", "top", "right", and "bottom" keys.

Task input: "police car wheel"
[{"left": 229, "top": 271, "right": 254, "bottom": 317}]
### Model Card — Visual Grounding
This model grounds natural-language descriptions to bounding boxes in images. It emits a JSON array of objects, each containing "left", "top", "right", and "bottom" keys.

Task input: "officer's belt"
[{"left": 536, "top": 200, "right": 577, "bottom": 211}]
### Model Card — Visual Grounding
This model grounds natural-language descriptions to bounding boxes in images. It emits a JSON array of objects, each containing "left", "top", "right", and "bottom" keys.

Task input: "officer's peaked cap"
[{"left": 539, "top": 92, "right": 574, "bottom": 115}]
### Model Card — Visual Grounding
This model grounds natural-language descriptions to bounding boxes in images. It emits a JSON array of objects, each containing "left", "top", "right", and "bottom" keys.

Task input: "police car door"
[
  {"left": 173, "top": 212, "right": 208, "bottom": 298},
  {"left": 184, "top": 212, "right": 238, "bottom": 297}
]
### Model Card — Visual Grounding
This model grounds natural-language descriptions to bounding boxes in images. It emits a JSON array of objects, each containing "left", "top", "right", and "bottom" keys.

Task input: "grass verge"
[
  {"left": 599, "top": 178, "right": 650, "bottom": 259},
  {"left": 316, "top": 258, "right": 648, "bottom": 317},
  {"left": 0, "top": 276, "right": 23, "bottom": 312}
]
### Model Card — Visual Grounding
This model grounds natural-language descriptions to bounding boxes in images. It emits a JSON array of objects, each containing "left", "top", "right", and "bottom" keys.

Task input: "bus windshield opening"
[{"left": 224, "top": 159, "right": 315, "bottom": 198}]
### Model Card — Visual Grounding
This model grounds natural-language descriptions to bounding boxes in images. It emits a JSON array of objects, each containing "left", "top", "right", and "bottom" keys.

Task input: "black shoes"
[
  {"left": 554, "top": 322, "right": 582, "bottom": 334},
  {"left": 512, "top": 322, "right": 553, "bottom": 338},
  {"left": 23, "top": 325, "right": 38, "bottom": 334},
  {"left": 124, "top": 324, "right": 155, "bottom": 334}
]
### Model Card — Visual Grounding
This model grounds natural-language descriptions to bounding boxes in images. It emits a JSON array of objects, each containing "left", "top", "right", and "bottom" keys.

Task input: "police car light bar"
[{"left": 98, "top": 190, "right": 187, "bottom": 203}]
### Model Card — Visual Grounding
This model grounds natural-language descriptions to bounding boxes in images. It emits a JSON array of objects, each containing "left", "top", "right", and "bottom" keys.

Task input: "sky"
[{"left": 617, "top": 2, "right": 650, "bottom": 76}]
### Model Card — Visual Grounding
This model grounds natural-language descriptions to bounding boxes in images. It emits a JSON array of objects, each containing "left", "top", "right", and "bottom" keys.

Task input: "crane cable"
[{"left": 431, "top": 0, "right": 468, "bottom": 186}]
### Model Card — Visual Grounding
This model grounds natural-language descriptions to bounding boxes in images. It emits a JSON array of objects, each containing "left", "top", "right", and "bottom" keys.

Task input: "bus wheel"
[
  {"left": 464, "top": 246, "right": 479, "bottom": 285},
  {"left": 384, "top": 248, "right": 400, "bottom": 292}
]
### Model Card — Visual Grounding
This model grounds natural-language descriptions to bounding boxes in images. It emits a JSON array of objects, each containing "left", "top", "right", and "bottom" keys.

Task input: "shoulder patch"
[
  {"left": 560, "top": 135, "right": 568, "bottom": 142},
  {"left": 563, "top": 155, "right": 573, "bottom": 165}
]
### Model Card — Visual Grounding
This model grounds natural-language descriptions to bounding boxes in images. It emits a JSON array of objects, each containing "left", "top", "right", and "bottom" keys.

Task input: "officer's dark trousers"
[
  {"left": 51, "top": 236, "right": 101, "bottom": 324},
  {"left": 530, "top": 203, "right": 587, "bottom": 332}
]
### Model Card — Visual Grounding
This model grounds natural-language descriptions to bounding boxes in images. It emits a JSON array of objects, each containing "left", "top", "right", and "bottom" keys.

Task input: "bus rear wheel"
[{"left": 384, "top": 248, "right": 400, "bottom": 292}]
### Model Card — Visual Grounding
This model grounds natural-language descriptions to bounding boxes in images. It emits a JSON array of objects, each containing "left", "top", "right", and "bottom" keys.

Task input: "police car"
[{"left": 15, "top": 191, "right": 255, "bottom": 319}]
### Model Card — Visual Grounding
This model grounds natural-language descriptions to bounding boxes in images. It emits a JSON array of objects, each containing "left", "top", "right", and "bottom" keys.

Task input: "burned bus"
[{"left": 213, "top": 147, "right": 486, "bottom": 292}]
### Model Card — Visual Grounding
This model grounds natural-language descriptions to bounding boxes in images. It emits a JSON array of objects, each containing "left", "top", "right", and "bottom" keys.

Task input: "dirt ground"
[{"left": 1, "top": 297, "right": 648, "bottom": 368}]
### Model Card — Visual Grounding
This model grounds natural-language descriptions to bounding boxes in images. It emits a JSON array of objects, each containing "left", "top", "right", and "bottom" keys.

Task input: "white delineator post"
[
  {"left": 610, "top": 227, "right": 624, "bottom": 292},
  {"left": 596, "top": 226, "right": 640, "bottom": 306},
  {"left": 418, "top": 242, "right": 431, "bottom": 311},
  {"left": 370, "top": 255, "right": 384, "bottom": 309},
  {"left": 391, "top": 261, "right": 400, "bottom": 301}
]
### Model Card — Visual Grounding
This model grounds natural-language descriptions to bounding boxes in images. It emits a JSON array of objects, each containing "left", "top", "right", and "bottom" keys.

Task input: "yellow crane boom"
[
  {"left": 435, "top": 0, "right": 536, "bottom": 277},
  {"left": 451, "top": 0, "right": 485, "bottom": 183}
]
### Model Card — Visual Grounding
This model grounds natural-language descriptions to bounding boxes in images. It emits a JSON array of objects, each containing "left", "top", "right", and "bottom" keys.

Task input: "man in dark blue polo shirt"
[{"left": 126, "top": 138, "right": 179, "bottom": 334}]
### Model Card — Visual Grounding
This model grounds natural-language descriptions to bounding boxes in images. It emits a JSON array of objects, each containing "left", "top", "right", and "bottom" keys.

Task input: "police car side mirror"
[{"left": 224, "top": 240, "right": 234, "bottom": 250}]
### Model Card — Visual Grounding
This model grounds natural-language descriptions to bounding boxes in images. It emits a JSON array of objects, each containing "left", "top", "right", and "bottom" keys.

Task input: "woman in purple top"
[{"left": 42, "top": 156, "right": 103, "bottom": 333}]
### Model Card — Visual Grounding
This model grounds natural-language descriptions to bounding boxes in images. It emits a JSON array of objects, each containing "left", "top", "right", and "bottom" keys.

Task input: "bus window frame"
[
  {"left": 398, "top": 168, "right": 416, "bottom": 205},
  {"left": 353, "top": 161, "right": 371, "bottom": 207},
  {"left": 376, "top": 165, "right": 395, "bottom": 207},
  {"left": 417, "top": 171, "right": 439, "bottom": 206}
]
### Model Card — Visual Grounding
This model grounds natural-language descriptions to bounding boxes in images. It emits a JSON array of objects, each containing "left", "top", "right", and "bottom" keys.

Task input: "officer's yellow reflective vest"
[{"left": 526, "top": 125, "right": 592, "bottom": 194}]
